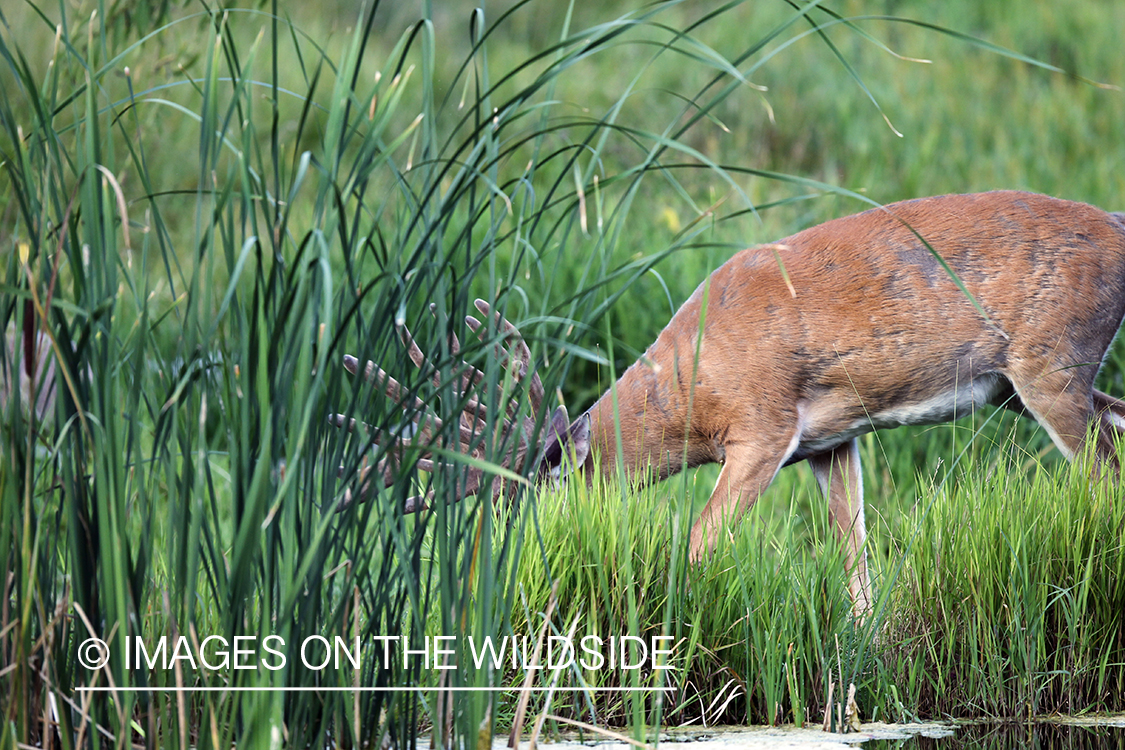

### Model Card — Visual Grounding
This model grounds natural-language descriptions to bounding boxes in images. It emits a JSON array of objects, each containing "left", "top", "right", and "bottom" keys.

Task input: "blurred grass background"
[{"left": 1, "top": 0, "right": 1124, "bottom": 746}]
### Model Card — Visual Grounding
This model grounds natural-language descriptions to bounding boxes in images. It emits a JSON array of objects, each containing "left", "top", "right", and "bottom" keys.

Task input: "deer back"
[{"left": 583, "top": 191, "right": 1125, "bottom": 482}]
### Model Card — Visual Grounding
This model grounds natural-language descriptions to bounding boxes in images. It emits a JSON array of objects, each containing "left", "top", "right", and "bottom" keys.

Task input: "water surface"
[{"left": 516, "top": 716, "right": 1125, "bottom": 750}]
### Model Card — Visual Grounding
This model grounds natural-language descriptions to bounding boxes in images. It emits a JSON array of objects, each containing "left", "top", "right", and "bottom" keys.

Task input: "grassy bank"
[
  {"left": 497, "top": 448, "right": 1125, "bottom": 728},
  {"left": 1, "top": 0, "right": 1124, "bottom": 747}
]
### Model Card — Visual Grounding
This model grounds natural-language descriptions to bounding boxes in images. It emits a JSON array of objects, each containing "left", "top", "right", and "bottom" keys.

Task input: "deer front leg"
[
  {"left": 808, "top": 439, "right": 870, "bottom": 617},
  {"left": 688, "top": 428, "right": 800, "bottom": 563}
]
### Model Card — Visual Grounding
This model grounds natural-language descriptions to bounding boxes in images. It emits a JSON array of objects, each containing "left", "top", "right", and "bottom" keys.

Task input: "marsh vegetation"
[{"left": 1, "top": 0, "right": 1123, "bottom": 746}]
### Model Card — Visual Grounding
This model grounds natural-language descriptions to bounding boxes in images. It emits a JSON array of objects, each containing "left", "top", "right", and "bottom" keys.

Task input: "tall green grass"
[
  {"left": 880, "top": 448, "right": 1125, "bottom": 719},
  {"left": 501, "top": 465, "right": 860, "bottom": 730},
  {"left": 491, "top": 445, "right": 1125, "bottom": 729},
  {"left": 1, "top": 0, "right": 1123, "bottom": 747}
]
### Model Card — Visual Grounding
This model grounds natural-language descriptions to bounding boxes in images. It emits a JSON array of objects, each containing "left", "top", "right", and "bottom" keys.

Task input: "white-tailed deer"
[{"left": 336, "top": 191, "right": 1125, "bottom": 615}]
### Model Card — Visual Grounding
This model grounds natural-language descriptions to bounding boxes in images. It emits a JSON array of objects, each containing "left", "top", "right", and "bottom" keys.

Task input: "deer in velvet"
[{"left": 335, "top": 191, "right": 1125, "bottom": 615}]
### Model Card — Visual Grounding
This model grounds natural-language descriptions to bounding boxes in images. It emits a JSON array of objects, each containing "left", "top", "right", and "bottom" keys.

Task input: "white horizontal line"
[{"left": 75, "top": 686, "right": 677, "bottom": 693}]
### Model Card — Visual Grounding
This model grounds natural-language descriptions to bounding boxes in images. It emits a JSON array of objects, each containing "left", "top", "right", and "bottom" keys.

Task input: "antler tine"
[
  {"left": 341, "top": 352, "right": 495, "bottom": 455},
  {"left": 328, "top": 411, "right": 479, "bottom": 452},
  {"left": 343, "top": 354, "right": 431, "bottom": 415},
  {"left": 400, "top": 325, "right": 430, "bottom": 374},
  {"left": 340, "top": 318, "right": 502, "bottom": 446},
  {"left": 415, "top": 305, "right": 489, "bottom": 401},
  {"left": 339, "top": 454, "right": 491, "bottom": 514},
  {"left": 398, "top": 464, "right": 489, "bottom": 514},
  {"left": 429, "top": 302, "right": 462, "bottom": 357},
  {"left": 460, "top": 313, "right": 524, "bottom": 423},
  {"left": 409, "top": 311, "right": 496, "bottom": 432},
  {"left": 470, "top": 300, "right": 546, "bottom": 412},
  {"left": 400, "top": 320, "right": 480, "bottom": 394},
  {"left": 473, "top": 299, "right": 531, "bottom": 362},
  {"left": 338, "top": 455, "right": 438, "bottom": 513}
]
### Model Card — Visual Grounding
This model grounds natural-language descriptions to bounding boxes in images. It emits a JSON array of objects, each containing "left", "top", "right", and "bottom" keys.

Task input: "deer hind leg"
[
  {"left": 1008, "top": 367, "right": 1118, "bottom": 473},
  {"left": 1094, "top": 389, "right": 1125, "bottom": 428},
  {"left": 809, "top": 439, "right": 870, "bottom": 617},
  {"left": 1093, "top": 389, "right": 1125, "bottom": 473},
  {"left": 688, "top": 425, "right": 801, "bottom": 563}
]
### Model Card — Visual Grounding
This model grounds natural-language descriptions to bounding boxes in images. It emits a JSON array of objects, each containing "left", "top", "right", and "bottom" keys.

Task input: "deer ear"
[
  {"left": 566, "top": 413, "right": 591, "bottom": 470},
  {"left": 540, "top": 407, "right": 590, "bottom": 483},
  {"left": 549, "top": 404, "right": 571, "bottom": 442}
]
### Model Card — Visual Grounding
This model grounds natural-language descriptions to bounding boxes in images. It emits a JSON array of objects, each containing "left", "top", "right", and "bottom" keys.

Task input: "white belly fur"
[{"left": 797, "top": 372, "right": 1006, "bottom": 456}]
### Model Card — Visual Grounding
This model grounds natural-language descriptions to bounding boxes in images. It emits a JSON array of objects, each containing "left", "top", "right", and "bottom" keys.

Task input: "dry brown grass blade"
[{"left": 508, "top": 580, "right": 559, "bottom": 750}]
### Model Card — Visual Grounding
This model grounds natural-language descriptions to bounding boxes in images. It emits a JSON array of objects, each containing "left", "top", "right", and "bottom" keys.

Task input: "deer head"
[{"left": 330, "top": 299, "right": 590, "bottom": 512}]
